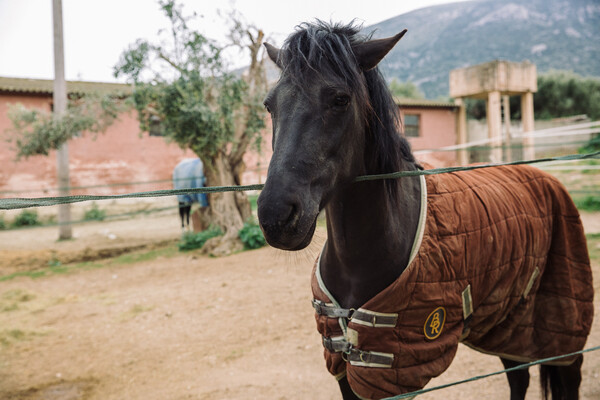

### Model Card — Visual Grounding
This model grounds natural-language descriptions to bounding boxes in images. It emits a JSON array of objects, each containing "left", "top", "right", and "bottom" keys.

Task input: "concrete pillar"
[
  {"left": 53, "top": 0, "right": 72, "bottom": 240},
  {"left": 502, "top": 95, "right": 512, "bottom": 162},
  {"left": 487, "top": 91, "right": 502, "bottom": 163},
  {"left": 521, "top": 91, "right": 535, "bottom": 160},
  {"left": 455, "top": 97, "right": 468, "bottom": 165}
]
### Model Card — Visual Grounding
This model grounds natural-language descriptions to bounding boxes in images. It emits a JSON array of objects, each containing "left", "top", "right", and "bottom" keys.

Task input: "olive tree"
[
  {"left": 114, "top": 0, "right": 268, "bottom": 255},
  {"left": 7, "top": 94, "right": 124, "bottom": 159}
]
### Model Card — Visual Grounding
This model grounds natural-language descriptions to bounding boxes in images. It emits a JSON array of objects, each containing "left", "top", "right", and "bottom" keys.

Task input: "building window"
[
  {"left": 149, "top": 115, "right": 163, "bottom": 136},
  {"left": 404, "top": 114, "right": 420, "bottom": 137}
]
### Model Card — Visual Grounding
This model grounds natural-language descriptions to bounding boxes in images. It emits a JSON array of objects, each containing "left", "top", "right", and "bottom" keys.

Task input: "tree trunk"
[
  {"left": 193, "top": 27, "right": 267, "bottom": 256},
  {"left": 200, "top": 152, "right": 252, "bottom": 256}
]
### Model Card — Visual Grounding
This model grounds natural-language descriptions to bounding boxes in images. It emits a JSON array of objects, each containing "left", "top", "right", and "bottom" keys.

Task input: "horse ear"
[
  {"left": 264, "top": 42, "right": 282, "bottom": 69},
  {"left": 353, "top": 29, "right": 407, "bottom": 71}
]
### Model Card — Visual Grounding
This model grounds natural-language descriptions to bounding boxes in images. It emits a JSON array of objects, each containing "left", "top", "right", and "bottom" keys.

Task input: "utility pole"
[{"left": 53, "top": 0, "right": 72, "bottom": 239}]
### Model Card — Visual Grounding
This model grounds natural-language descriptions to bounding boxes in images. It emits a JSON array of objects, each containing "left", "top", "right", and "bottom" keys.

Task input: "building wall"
[
  {"left": 401, "top": 107, "right": 458, "bottom": 167},
  {"left": 0, "top": 92, "right": 458, "bottom": 199},
  {"left": 0, "top": 93, "right": 200, "bottom": 197}
]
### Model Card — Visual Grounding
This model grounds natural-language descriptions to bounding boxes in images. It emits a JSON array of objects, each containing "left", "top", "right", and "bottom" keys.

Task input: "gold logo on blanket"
[{"left": 424, "top": 307, "right": 446, "bottom": 340}]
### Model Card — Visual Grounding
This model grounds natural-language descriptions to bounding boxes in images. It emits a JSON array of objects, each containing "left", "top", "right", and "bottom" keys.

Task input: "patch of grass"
[
  {"left": 178, "top": 227, "right": 223, "bottom": 251},
  {"left": 574, "top": 195, "right": 600, "bottom": 211},
  {"left": 223, "top": 348, "right": 246, "bottom": 362},
  {"left": 84, "top": 202, "right": 106, "bottom": 221},
  {"left": 0, "top": 329, "right": 26, "bottom": 346},
  {"left": 0, "top": 289, "right": 36, "bottom": 312},
  {"left": 11, "top": 210, "right": 40, "bottom": 227},
  {"left": 0, "top": 261, "right": 105, "bottom": 282},
  {"left": 111, "top": 246, "right": 177, "bottom": 265},
  {"left": 0, "top": 245, "right": 179, "bottom": 282},
  {"left": 587, "top": 233, "right": 600, "bottom": 261},
  {"left": 48, "top": 258, "right": 62, "bottom": 268},
  {"left": 0, "top": 329, "right": 45, "bottom": 347},
  {"left": 1, "top": 289, "right": 35, "bottom": 302},
  {"left": 120, "top": 304, "right": 154, "bottom": 321},
  {"left": 0, "top": 269, "right": 49, "bottom": 282}
]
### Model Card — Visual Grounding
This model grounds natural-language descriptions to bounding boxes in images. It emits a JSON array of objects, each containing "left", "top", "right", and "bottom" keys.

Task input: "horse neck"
[{"left": 321, "top": 158, "right": 422, "bottom": 309}]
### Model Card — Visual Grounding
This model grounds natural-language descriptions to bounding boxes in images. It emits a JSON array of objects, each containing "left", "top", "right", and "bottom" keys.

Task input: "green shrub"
[
  {"left": 178, "top": 227, "right": 223, "bottom": 251},
  {"left": 238, "top": 221, "right": 266, "bottom": 250},
  {"left": 0, "top": 215, "right": 6, "bottom": 230},
  {"left": 574, "top": 195, "right": 600, "bottom": 211},
  {"left": 84, "top": 203, "right": 106, "bottom": 221},
  {"left": 580, "top": 134, "right": 600, "bottom": 154},
  {"left": 12, "top": 210, "right": 40, "bottom": 227}
]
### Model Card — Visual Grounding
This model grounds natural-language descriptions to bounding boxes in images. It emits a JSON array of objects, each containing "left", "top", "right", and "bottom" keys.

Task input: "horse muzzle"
[{"left": 257, "top": 186, "right": 319, "bottom": 251}]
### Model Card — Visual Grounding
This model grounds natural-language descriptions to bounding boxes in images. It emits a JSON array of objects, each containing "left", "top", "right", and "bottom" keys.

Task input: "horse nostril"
[
  {"left": 257, "top": 189, "right": 303, "bottom": 234},
  {"left": 285, "top": 203, "right": 301, "bottom": 229}
]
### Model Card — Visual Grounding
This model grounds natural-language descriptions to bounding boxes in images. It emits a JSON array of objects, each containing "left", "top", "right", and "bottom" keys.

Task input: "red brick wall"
[
  {"left": 0, "top": 92, "right": 456, "bottom": 198},
  {"left": 0, "top": 92, "right": 204, "bottom": 197}
]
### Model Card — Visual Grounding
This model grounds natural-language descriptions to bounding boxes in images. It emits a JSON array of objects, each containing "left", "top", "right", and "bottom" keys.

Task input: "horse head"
[{"left": 257, "top": 22, "right": 407, "bottom": 250}]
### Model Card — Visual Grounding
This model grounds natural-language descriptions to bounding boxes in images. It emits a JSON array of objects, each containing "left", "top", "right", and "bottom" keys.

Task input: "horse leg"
[
  {"left": 500, "top": 357, "right": 530, "bottom": 400},
  {"left": 178, "top": 202, "right": 186, "bottom": 231},
  {"left": 184, "top": 204, "right": 192, "bottom": 231},
  {"left": 338, "top": 376, "right": 360, "bottom": 400},
  {"left": 540, "top": 354, "right": 583, "bottom": 400}
]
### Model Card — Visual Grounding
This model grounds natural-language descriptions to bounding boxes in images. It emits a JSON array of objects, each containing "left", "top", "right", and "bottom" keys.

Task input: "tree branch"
[{"left": 158, "top": 52, "right": 186, "bottom": 75}]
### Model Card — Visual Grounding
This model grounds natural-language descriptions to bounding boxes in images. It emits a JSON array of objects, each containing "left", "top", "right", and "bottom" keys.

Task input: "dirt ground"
[{"left": 0, "top": 202, "right": 599, "bottom": 400}]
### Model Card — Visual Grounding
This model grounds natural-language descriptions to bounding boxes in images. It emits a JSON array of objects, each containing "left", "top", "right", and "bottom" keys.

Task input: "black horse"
[{"left": 257, "top": 21, "right": 592, "bottom": 400}]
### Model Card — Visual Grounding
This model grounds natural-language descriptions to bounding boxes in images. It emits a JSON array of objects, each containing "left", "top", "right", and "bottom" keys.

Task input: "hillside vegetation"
[{"left": 369, "top": 0, "right": 600, "bottom": 98}]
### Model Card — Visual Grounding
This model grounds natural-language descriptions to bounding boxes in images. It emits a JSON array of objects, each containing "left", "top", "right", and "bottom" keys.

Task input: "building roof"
[
  {"left": 0, "top": 77, "right": 458, "bottom": 109},
  {"left": 394, "top": 97, "right": 458, "bottom": 109},
  {"left": 0, "top": 76, "right": 133, "bottom": 96}
]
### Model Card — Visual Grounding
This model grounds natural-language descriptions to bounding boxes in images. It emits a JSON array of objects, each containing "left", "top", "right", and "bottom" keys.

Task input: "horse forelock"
[
  {"left": 279, "top": 21, "right": 369, "bottom": 106},
  {"left": 279, "top": 21, "right": 416, "bottom": 176}
]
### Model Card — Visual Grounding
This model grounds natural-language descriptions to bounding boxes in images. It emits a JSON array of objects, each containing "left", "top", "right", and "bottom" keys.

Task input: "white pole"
[{"left": 53, "top": 0, "right": 72, "bottom": 239}]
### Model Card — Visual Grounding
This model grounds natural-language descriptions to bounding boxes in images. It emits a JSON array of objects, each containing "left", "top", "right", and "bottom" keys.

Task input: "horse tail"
[
  {"left": 539, "top": 354, "right": 584, "bottom": 400},
  {"left": 539, "top": 364, "right": 556, "bottom": 400}
]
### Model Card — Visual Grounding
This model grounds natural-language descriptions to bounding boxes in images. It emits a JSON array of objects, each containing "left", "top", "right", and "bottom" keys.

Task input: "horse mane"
[{"left": 279, "top": 20, "right": 417, "bottom": 177}]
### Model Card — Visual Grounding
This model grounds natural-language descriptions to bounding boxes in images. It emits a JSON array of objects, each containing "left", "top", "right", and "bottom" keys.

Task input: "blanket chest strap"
[
  {"left": 312, "top": 300, "right": 398, "bottom": 328},
  {"left": 346, "top": 349, "right": 394, "bottom": 368},
  {"left": 312, "top": 299, "right": 354, "bottom": 318},
  {"left": 351, "top": 308, "right": 398, "bottom": 328},
  {"left": 322, "top": 335, "right": 352, "bottom": 353},
  {"left": 322, "top": 335, "right": 395, "bottom": 369}
]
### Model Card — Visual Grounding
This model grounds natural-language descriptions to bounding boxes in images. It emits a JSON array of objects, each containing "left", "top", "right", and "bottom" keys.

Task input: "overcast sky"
[{"left": 0, "top": 0, "right": 466, "bottom": 83}]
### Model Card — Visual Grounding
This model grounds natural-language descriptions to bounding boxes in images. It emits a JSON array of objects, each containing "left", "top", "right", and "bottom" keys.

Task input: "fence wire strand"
[
  {"left": 386, "top": 345, "right": 600, "bottom": 400},
  {"left": 1, "top": 151, "right": 599, "bottom": 210}
]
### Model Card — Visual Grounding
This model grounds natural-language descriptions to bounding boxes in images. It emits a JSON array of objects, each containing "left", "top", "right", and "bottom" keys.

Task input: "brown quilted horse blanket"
[{"left": 312, "top": 164, "right": 594, "bottom": 400}]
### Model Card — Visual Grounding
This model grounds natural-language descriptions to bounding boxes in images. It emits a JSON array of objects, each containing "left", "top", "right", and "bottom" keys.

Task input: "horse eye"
[
  {"left": 333, "top": 95, "right": 350, "bottom": 107},
  {"left": 263, "top": 103, "right": 272, "bottom": 114}
]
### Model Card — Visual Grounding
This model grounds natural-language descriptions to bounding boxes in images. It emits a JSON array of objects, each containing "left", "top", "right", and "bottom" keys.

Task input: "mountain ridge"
[{"left": 367, "top": 0, "right": 600, "bottom": 98}]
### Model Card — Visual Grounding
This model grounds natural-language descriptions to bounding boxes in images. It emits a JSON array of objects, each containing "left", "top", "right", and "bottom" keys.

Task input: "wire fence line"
[
  {"left": 416, "top": 139, "right": 593, "bottom": 154},
  {"left": 354, "top": 151, "right": 600, "bottom": 181},
  {"left": 1, "top": 204, "right": 181, "bottom": 231},
  {"left": 0, "top": 165, "right": 267, "bottom": 195},
  {"left": 1, "top": 151, "right": 599, "bottom": 211},
  {"left": 0, "top": 175, "right": 211, "bottom": 196},
  {"left": 387, "top": 345, "right": 600, "bottom": 400},
  {"left": 0, "top": 183, "right": 265, "bottom": 210},
  {"left": 1, "top": 134, "right": 596, "bottom": 196}
]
